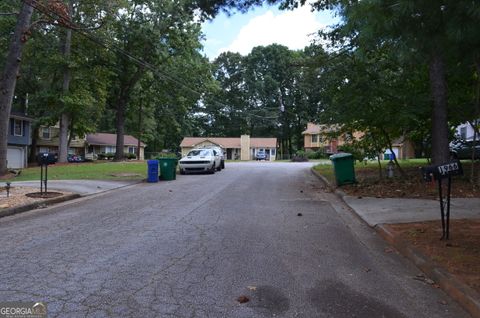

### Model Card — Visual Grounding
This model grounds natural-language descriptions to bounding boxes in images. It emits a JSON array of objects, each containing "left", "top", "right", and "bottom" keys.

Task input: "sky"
[{"left": 201, "top": 4, "right": 339, "bottom": 60}]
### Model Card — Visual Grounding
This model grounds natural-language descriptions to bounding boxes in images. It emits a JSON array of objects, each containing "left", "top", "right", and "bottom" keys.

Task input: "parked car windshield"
[{"left": 187, "top": 150, "right": 211, "bottom": 157}]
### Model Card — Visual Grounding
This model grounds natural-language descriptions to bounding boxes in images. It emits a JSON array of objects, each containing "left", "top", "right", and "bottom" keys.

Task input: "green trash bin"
[
  {"left": 329, "top": 153, "right": 356, "bottom": 186},
  {"left": 158, "top": 158, "right": 178, "bottom": 181}
]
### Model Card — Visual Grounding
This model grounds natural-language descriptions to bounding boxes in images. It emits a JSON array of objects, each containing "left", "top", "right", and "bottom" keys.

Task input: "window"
[
  {"left": 311, "top": 134, "right": 318, "bottom": 143},
  {"left": 128, "top": 146, "right": 137, "bottom": 154},
  {"left": 41, "top": 127, "right": 50, "bottom": 139},
  {"left": 271, "top": 149, "right": 276, "bottom": 156},
  {"left": 460, "top": 127, "right": 467, "bottom": 140},
  {"left": 105, "top": 146, "right": 116, "bottom": 154},
  {"left": 14, "top": 119, "right": 23, "bottom": 136}
]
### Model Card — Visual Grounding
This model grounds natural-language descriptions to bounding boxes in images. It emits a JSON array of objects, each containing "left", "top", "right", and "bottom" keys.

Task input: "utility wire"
[{"left": 24, "top": 0, "right": 281, "bottom": 121}]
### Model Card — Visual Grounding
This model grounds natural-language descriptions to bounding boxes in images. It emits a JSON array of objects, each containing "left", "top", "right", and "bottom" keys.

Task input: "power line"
[{"left": 23, "top": 0, "right": 282, "bottom": 122}]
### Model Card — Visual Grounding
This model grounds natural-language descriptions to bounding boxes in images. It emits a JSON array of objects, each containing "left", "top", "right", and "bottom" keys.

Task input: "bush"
[
  {"left": 98, "top": 152, "right": 115, "bottom": 160},
  {"left": 337, "top": 145, "right": 363, "bottom": 162},
  {"left": 155, "top": 152, "right": 178, "bottom": 159},
  {"left": 306, "top": 150, "right": 329, "bottom": 160},
  {"left": 291, "top": 149, "right": 309, "bottom": 162},
  {"left": 125, "top": 153, "right": 137, "bottom": 159}
]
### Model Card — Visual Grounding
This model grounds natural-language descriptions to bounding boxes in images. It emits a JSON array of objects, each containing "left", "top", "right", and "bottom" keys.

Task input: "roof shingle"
[{"left": 86, "top": 133, "right": 145, "bottom": 147}]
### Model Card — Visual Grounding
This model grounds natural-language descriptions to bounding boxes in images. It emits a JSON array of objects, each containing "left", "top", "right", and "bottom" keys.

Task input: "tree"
[{"left": 0, "top": 2, "right": 33, "bottom": 175}]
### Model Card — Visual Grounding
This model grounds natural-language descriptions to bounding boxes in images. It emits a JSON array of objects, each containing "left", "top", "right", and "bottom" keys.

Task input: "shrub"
[
  {"left": 306, "top": 150, "right": 329, "bottom": 160},
  {"left": 125, "top": 153, "right": 137, "bottom": 159},
  {"left": 337, "top": 145, "right": 363, "bottom": 162},
  {"left": 155, "top": 152, "right": 178, "bottom": 159},
  {"left": 291, "top": 149, "right": 309, "bottom": 162}
]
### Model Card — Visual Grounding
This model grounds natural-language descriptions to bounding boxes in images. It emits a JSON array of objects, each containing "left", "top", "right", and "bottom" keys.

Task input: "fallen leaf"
[
  {"left": 438, "top": 300, "right": 448, "bottom": 306},
  {"left": 247, "top": 286, "right": 257, "bottom": 291},
  {"left": 364, "top": 268, "right": 371, "bottom": 273},
  {"left": 384, "top": 247, "right": 394, "bottom": 253},
  {"left": 297, "top": 213, "right": 303, "bottom": 217},
  {"left": 425, "top": 278, "right": 435, "bottom": 285},
  {"left": 237, "top": 295, "right": 249, "bottom": 304},
  {"left": 0, "top": 204, "right": 9, "bottom": 209}
]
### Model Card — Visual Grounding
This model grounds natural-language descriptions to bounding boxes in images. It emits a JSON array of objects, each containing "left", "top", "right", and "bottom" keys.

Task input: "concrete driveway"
[{"left": 0, "top": 162, "right": 468, "bottom": 317}]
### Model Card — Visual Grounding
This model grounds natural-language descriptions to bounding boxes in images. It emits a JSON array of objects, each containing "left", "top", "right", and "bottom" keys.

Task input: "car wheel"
[
  {"left": 216, "top": 163, "right": 222, "bottom": 171},
  {"left": 209, "top": 163, "right": 216, "bottom": 174}
]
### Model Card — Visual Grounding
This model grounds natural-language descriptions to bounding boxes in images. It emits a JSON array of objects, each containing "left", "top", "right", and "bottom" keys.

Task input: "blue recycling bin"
[{"left": 147, "top": 160, "right": 159, "bottom": 183}]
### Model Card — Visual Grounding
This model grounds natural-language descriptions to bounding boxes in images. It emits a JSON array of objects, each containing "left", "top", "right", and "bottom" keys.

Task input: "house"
[
  {"left": 302, "top": 123, "right": 363, "bottom": 154},
  {"left": 86, "top": 133, "right": 145, "bottom": 160},
  {"left": 7, "top": 112, "right": 33, "bottom": 169},
  {"left": 36, "top": 125, "right": 86, "bottom": 156},
  {"left": 180, "top": 135, "right": 277, "bottom": 161},
  {"left": 384, "top": 137, "right": 415, "bottom": 160}
]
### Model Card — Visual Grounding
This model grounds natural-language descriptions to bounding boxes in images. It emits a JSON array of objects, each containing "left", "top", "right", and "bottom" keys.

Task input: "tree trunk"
[
  {"left": 428, "top": 50, "right": 450, "bottom": 165},
  {"left": 58, "top": 0, "right": 73, "bottom": 163},
  {"left": 381, "top": 128, "right": 406, "bottom": 178},
  {"left": 114, "top": 97, "right": 127, "bottom": 161},
  {"left": 377, "top": 155, "right": 383, "bottom": 179},
  {"left": 137, "top": 102, "right": 142, "bottom": 160},
  {"left": 0, "top": 3, "right": 34, "bottom": 175},
  {"left": 28, "top": 125, "right": 40, "bottom": 163}
]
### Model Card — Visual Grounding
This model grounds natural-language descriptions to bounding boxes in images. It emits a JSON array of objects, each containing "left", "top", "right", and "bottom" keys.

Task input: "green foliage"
[
  {"left": 154, "top": 152, "right": 178, "bottom": 159},
  {"left": 98, "top": 153, "right": 115, "bottom": 160},
  {"left": 306, "top": 150, "right": 328, "bottom": 160},
  {"left": 337, "top": 144, "right": 363, "bottom": 162},
  {"left": 125, "top": 153, "right": 137, "bottom": 159}
]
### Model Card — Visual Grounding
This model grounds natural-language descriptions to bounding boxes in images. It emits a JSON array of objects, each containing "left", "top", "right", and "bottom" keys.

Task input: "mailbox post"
[
  {"left": 38, "top": 153, "right": 50, "bottom": 195},
  {"left": 421, "top": 160, "right": 463, "bottom": 240}
]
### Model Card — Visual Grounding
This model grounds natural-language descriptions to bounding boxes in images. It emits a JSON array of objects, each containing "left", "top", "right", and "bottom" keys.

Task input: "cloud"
[{"left": 218, "top": 6, "right": 324, "bottom": 56}]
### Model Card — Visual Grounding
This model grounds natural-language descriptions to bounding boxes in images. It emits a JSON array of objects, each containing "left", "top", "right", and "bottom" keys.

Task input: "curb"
[
  {"left": 0, "top": 193, "right": 81, "bottom": 219},
  {"left": 310, "top": 167, "right": 480, "bottom": 318}
]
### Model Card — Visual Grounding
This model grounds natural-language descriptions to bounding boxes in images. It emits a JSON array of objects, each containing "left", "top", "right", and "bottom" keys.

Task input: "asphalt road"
[{"left": 0, "top": 162, "right": 469, "bottom": 317}]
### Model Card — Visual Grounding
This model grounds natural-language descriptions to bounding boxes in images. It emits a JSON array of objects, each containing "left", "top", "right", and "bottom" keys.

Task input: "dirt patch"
[
  {"left": 340, "top": 165, "right": 479, "bottom": 199},
  {"left": 26, "top": 192, "right": 64, "bottom": 199},
  {"left": 0, "top": 186, "right": 72, "bottom": 210},
  {"left": 385, "top": 220, "right": 480, "bottom": 294}
]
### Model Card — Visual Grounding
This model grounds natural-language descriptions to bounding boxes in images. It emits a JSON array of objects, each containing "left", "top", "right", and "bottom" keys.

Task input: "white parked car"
[
  {"left": 204, "top": 146, "right": 225, "bottom": 169},
  {"left": 179, "top": 149, "right": 221, "bottom": 174}
]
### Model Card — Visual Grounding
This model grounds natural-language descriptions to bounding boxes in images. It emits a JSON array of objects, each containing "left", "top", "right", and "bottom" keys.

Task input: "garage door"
[{"left": 7, "top": 147, "right": 25, "bottom": 169}]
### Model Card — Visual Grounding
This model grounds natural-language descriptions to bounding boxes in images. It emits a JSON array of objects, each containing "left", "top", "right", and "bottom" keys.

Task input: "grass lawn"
[
  {"left": 313, "top": 158, "right": 430, "bottom": 184},
  {"left": 6, "top": 161, "right": 148, "bottom": 181}
]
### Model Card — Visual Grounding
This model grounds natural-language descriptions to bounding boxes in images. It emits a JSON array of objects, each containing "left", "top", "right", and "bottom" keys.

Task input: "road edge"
[
  {"left": 0, "top": 194, "right": 81, "bottom": 218},
  {"left": 310, "top": 167, "right": 480, "bottom": 318}
]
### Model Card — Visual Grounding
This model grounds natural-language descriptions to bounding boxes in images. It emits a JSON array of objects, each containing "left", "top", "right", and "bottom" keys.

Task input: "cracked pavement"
[{"left": 0, "top": 162, "right": 470, "bottom": 317}]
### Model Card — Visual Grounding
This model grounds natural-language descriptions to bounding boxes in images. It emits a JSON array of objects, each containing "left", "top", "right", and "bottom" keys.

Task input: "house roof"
[
  {"left": 180, "top": 137, "right": 277, "bottom": 149},
  {"left": 250, "top": 138, "right": 277, "bottom": 148},
  {"left": 302, "top": 123, "right": 341, "bottom": 135},
  {"left": 86, "top": 133, "right": 145, "bottom": 147},
  {"left": 10, "top": 112, "right": 33, "bottom": 122}
]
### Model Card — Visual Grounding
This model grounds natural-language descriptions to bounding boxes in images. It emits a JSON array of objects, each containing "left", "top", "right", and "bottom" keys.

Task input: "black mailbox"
[
  {"left": 421, "top": 160, "right": 463, "bottom": 182},
  {"left": 420, "top": 159, "right": 463, "bottom": 240},
  {"left": 37, "top": 153, "right": 50, "bottom": 165}
]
